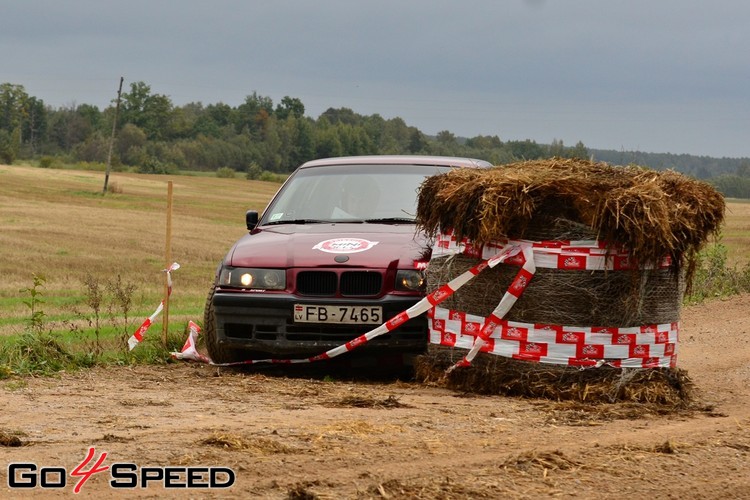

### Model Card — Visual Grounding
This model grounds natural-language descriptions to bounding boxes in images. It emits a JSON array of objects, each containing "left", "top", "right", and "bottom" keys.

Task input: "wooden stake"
[
  {"left": 162, "top": 181, "right": 173, "bottom": 347},
  {"left": 103, "top": 76, "right": 124, "bottom": 194}
]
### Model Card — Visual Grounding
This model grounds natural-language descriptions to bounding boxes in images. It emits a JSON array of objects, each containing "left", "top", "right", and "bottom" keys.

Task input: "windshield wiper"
[
  {"left": 265, "top": 219, "right": 330, "bottom": 225},
  {"left": 363, "top": 217, "right": 415, "bottom": 224}
]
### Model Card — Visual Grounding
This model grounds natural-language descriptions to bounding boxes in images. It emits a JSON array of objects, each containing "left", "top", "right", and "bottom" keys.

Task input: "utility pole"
[{"left": 103, "top": 76, "right": 124, "bottom": 194}]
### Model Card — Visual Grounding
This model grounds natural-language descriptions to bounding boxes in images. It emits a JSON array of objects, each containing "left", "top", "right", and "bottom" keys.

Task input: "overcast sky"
[{"left": 2, "top": 0, "right": 749, "bottom": 158}]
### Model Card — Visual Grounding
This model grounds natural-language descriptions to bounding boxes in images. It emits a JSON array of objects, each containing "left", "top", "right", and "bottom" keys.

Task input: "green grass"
[
  {"left": 684, "top": 241, "right": 750, "bottom": 304},
  {"left": 0, "top": 328, "right": 187, "bottom": 378},
  {"left": 0, "top": 270, "right": 196, "bottom": 377}
]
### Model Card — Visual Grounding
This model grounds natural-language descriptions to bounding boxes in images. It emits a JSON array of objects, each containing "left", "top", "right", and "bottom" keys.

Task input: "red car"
[{"left": 204, "top": 155, "right": 492, "bottom": 364}]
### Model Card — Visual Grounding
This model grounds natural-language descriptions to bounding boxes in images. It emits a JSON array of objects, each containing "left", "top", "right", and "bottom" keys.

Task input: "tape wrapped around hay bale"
[
  {"left": 413, "top": 158, "right": 725, "bottom": 404},
  {"left": 426, "top": 246, "right": 681, "bottom": 327}
]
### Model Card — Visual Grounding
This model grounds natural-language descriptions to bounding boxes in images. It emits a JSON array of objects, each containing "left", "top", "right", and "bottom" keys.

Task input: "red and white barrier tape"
[
  {"left": 445, "top": 243, "right": 536, "bottom": 371},
  {"left": 169, "top": 232, "right": 679, "bottom": 370},
  {"left": 429, "top": 307, "right": 678, "bottom": 368},
  {"left": 127, "top": 262, "right": 180, "bottom": 351},
  {"left": 173, "top": 321, "right": 211, "bottom": 363},
  {"left": 434, "top": 230, "right": 672, "bottom": 270},
  {"left": 431, "top": 233, "right": 679, "bottom": 370},
  {"left": 170, "top": 246, "right": 523, "bottom": 366}
]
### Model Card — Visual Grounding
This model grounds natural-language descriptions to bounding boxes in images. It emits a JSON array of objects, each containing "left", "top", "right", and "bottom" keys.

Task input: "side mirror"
[{"left": 246, "top": 210, "right": 259, "bottom": 231}]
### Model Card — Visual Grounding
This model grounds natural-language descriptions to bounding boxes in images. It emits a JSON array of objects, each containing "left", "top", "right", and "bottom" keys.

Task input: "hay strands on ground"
[{"left": 415, "top": 348, "right": 694, "bottom": 406}]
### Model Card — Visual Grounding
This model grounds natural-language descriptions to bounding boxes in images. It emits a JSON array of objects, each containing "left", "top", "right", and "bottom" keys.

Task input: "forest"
[{"left": 1, "top": 81, "right": 749, "bottom": 197}]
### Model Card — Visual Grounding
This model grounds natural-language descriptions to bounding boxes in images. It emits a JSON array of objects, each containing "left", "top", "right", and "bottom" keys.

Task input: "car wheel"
[{"left": 203, "top": 287, "right": 243, "bottom": 364}]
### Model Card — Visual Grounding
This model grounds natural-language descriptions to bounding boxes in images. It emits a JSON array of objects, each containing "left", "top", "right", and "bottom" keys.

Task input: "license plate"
[{"left": 293, "top": 304, "right": 383, "bottom": 324}]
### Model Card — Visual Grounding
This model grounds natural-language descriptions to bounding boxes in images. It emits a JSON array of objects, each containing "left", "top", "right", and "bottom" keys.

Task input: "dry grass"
[
  {"left": 417, "top": 158, "right": 726, "bottom": 286},
  {"left": 0, "top": 430, "right": 24, "bottom": 447},
  {"left": 415, "top": 348, "right": 694, "bottom": 405},
  {"left": 200, "top": 432, "right": 296, "bottom": 454},
  {"left": 316, "top": 420, "right": 402, "bottom": 437},
  {"left": 0, "top": 165, "right": 281, "bottom": 336},
  {"left": 723, "top": 199, "right": 750, "bottom": 266},
  {"left": 501, "top": 450, "right": 580, "bottom": 473},
  {"left": 325, "top": 395, "right": 413, "bottom": 409}
]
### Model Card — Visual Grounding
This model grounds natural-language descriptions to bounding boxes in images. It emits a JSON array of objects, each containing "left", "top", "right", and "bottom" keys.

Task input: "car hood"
[{"left": 227, "top": 223, "right": 430, "bottom": 269}]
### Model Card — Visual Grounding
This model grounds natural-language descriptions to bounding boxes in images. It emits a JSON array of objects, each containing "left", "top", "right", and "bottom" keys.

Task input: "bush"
[
  {"left": 216, "top": 166, "right": 236, "bottom": 178},
  {"left": 39, "top": 156, "right": 55, "bottom": 168},
  {"left": 684, "top": 242, "right": 750, "bottom": 304},
  {"left": 246, "top": 162, "right": 263, "bottom": 180},
  {"left": 258, "top": 170, "right": 287, "bottom": 183},
  {"left": 137, "top": 157, "right": 178, "bottom": 175}
]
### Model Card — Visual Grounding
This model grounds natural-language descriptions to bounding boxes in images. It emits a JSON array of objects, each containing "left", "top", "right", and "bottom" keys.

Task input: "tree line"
[
  {"left": 1, "top": 81, "right": 749, "bottom": 197},
  {"left": 0, "top": 81, "right": 588, "bottom": 173}
]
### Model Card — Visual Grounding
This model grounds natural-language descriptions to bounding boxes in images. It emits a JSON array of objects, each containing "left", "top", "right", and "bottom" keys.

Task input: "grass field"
[
  {"left": 1, "top": 164, "right": 748, "bottom": 346},
  {"left": 722, "top": 198, "right": 750, "bottom": 266},
  {"left": 0, "top": 164, "right": 281, "bottom": 343}
]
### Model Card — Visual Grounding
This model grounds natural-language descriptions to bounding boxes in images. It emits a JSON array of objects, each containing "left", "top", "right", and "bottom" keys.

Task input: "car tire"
[{"left": 203, "top": 287, "right": 243, "bottom": 364}]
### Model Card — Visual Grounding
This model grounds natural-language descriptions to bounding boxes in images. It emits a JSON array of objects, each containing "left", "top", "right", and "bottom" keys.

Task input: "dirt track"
[{"left": 2, "top": 294, "right": 749, "bottom": 499}]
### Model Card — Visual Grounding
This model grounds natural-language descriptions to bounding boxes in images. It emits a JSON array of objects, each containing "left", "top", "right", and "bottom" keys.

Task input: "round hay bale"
[
  {"left": 413, "top": 159, "right": 723, "bottom": 405},
  {"left": 419, "top": 242, "right": 688, "bottom": 404}
]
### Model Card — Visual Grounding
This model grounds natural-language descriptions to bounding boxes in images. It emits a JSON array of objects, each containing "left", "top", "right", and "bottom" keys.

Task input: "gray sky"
[{"left": 3, "top": 0, "right": 749, "bottom": 158}]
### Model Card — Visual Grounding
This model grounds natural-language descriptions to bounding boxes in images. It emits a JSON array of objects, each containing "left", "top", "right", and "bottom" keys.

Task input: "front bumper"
[{"left": 212, "top": 290, "right": 428, "bottom": 359}]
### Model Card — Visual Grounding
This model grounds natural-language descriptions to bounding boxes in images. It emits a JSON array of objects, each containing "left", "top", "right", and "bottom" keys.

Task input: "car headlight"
[
  {"left": 396, "top": 270, "right": 425, "bottom": 291},
  {"left": 219, "top": 267, "right": 286, "bottom": 290}
]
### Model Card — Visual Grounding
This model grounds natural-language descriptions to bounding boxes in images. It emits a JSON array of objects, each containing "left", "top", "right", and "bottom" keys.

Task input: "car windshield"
[{"left": 261, "top": 164, "right": 452, "bottom": 224}]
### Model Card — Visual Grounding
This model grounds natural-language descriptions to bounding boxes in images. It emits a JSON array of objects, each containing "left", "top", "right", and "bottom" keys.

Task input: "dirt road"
[{"left": 2, "top": 294, "right": 749, "bottom": 499}]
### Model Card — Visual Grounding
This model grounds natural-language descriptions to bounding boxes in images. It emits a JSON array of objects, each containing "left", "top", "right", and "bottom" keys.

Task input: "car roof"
[{"left": 298, "top": 155, "right": 493, "bottom": 169}]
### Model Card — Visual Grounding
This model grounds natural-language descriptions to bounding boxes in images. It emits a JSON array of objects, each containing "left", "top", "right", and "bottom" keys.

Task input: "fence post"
[{"left": 162, "top": 181, "right": 173, "bottom": 347}]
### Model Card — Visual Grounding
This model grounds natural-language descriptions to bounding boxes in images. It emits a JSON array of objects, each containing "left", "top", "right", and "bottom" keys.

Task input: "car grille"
[
  {"left": 296, "top": 271, "right": 382, "bottom": 297},
  {"left": 296, "top": 271, "right": 337, "bottom": 296}
]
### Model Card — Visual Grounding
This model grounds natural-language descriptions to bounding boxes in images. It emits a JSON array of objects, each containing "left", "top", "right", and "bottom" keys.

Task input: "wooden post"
[
  {"left": 162, "top": 181, "right": 173, "bottom": 347},
  {"left": 103, "top": 76, "right": 124, "bottom": 194}
]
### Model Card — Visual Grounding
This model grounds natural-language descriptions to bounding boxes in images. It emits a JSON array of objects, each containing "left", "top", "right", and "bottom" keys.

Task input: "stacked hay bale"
[{"left": 414, "top": 158, "right": 725, "bottom": 405}]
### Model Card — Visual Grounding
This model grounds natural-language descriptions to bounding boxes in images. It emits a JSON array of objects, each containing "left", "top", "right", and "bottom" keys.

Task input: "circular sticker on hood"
[{"left": 313, "top": 238, "right": 379, "bottom": 254}]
